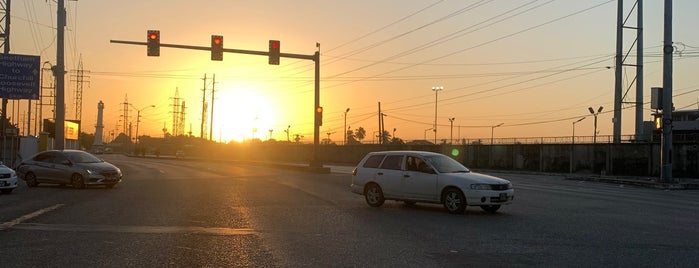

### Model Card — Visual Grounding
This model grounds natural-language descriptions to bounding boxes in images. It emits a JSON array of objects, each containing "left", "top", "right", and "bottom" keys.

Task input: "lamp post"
[
  {"left": 448, "top": 117, "right": 455, "bottom": 144},
  {"left": 343, "top": 108, "right": 350, "bottom": 145},
  {"left": 588, "top": 106, "right": 603, "bottom": 144},
  {"left": 571, "top": 117, "right": 586, "bottom": 174},
  {"left": 572, "top": 117, "right": 586, "bottom": 145},
  {"left": 491, "top": 123, "right": 503, "bottom": 145},
  {"left": 129, "top": 104, "right": 156, "bottom": 148},
  {"left": 285, "top": 125, "right": 291, "bottom": 142},
  {"left": 432, "top": 86, "right": 443, "bottom": 144},
  {"left": 424, "top": 128, "right": 433, "bottom": 141}
]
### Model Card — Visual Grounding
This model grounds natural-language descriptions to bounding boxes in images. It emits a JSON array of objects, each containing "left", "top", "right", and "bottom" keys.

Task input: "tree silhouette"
[{"left": 355, "top": 127, "right": 366, "bottom": 143}]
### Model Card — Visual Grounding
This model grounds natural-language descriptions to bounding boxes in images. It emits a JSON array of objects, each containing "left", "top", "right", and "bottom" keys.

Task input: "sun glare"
[{"left": 213, "top": 89, "right": 276, "bottom": 143}]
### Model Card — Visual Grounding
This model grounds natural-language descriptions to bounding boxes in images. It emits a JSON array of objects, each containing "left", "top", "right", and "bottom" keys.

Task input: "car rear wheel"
[
  {"left": 480, "top": 205, "right": 501, "bottom": 213},
  {"left": 443, "top": 188, "right": 466, "bottom": 214},
  {"left": 364, "top": 183, "right": 385, "bottom": 207},
  {"left": 25, "top": 173, "right": 38, "bottom": 187},
  {"left": 71, "top": 174, "right": 85, "bottom": 189}
]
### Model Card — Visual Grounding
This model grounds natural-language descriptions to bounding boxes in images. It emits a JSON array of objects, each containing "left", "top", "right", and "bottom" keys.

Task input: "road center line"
[{"left": 0, "top": 204, "right": 65, "bottom": 230}]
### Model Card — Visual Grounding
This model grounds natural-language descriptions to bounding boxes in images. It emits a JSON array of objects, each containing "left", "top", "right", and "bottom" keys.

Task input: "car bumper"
[
  {"left": 85, "top": 175, "right": 122, "bottom": 186},
  {"left": 466, "top": 189, "right": 514, "bottom": 206},
  {"left": 350, "top": 183, "right": 364, "bottom": 195},
  {"left": 0, "top": 178, "right": 19, "bottom": 189}
]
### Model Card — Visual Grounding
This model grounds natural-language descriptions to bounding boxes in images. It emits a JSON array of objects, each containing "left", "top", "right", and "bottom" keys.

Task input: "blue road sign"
[{"left": 0, "top": 53, "right": 40, "bottom": 100}]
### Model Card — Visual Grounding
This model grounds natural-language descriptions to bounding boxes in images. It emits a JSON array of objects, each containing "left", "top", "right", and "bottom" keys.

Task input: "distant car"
[
  {"left": 16, "top": 150, "right": 122, "bottom": 189},
  {"left": 0, "top": 163, "right": 19, "bottom": 194},
  {"left": 351, "top": 151, "right": 514, "bottom": 214}
]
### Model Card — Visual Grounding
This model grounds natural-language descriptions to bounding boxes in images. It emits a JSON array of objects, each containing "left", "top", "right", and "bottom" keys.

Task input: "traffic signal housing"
[
  {"left": 211, "top": 35, "right": 223, "bottom": 61},
  {"left": 269, "top": 40, "right": 280, "bottom": 65},
  {"left": 316, "top": 106, "right": 323, "bottom": 126},
  {"left": 147, "top": 30, "right": 160, "bottom": 56}
]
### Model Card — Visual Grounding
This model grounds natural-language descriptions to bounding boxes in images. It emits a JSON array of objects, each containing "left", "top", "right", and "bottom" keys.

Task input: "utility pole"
[
  {"left": 54, "top": 0, "right": 66, "bottom": 149},
  {"left": 209, "top": 74, "right": 216, "bottom": 141},
  {"left": 377, "top": 102, "right": 382, "bottom": 145},
  {"left": 200, "top": 74, "right": 207, "bottom": 139},
  {"left": 660, "top": 0, "right": 674, "bottom": 182},
  {"left": 1, "top": 0, "right": 11, "bottom": 162}
]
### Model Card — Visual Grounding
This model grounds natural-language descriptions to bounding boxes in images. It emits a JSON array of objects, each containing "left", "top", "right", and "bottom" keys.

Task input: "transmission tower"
[
  {"left": 121, "top": 94, "right": 129, "bottom": 135},
  {"left": 171, "top": 88, "right": 182, "bottom": 136},
  {"left": 70, "top": 56, "right": 90, "bottom": 122},
  {"left": 614, "top": 0, "right": 644, "bottom": 142}
]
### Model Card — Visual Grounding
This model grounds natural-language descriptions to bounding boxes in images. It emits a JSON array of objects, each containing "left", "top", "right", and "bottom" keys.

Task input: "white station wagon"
[{"left": 351, "top": 151, "right": 514, "bottom": 214}]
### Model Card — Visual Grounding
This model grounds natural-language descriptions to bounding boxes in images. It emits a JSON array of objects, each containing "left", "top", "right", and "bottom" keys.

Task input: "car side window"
[
  {"left": 362, "top": 155, "right": 385, "bottom": 168},
  {"left": 33, "top": 153, "right": 53, "bottom": 163},
  {"left": 380, "top": 155, "right": 403, "bottom": 170},
  {"left": 406, "top": 156, "right": 429, "bottom": 173},
  {"left": 51, "top": 154, "right": 69, "bottom": 165}
]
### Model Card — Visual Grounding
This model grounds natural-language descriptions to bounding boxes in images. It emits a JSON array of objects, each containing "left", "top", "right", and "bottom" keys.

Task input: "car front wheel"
[
  {"left": 25, "top": 173, "right": 38, "bottom": 187},
  {"left": 72, "top": 174, "right": 85, "bottom": 189},
  {"left": 364, "top": 183, "right": 385, "bottom": 207},
  {"left": 443, "top": 188, "right": 466, "bottom": 214}
]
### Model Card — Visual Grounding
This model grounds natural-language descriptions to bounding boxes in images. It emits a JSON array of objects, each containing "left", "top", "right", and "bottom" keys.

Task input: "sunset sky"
[{"left": 7, "top": 0, "right": 699, "bottom": 143}]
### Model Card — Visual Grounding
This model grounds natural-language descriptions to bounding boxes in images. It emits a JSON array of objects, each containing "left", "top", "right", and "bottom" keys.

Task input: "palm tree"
[{"left": 355, "top": 127, "right": 366, "bottom": 143}]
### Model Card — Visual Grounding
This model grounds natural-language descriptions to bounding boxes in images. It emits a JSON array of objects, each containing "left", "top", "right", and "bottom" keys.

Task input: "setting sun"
[{"left": 213, "top": 88, "right": 276, "bottom": 143}]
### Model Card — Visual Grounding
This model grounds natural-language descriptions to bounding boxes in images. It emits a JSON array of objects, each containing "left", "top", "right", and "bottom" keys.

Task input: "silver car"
[
  {"left": 16, "top": 150, "right": 122, "bottom": 189},
  {"left": 351, "top": 151, "right": 514, "bottom": 214},
  {"left": 0, "top": 163, "right": 19, "bottom": 194}
]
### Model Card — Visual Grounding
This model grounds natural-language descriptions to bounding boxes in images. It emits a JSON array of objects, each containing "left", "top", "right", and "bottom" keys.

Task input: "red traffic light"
[
  {"left": 147, "top": 30, "right": 160, "bottom": 57},
  {"left": 211, "top": 35, "right": 223, "bottom": 61},
  {"left": 316, "top": 106, "right": 323, "bottom": 113},
  {"left": 269, "top": 40, "right": 280, "bottom": 65}
]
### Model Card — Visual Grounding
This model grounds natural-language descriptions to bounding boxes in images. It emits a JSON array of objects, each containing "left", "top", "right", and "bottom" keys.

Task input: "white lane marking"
[
  {"left": 13, "top": 223, "right": 258, "bottom": 236},
  {"left": 0, "top": 204, "right": 64, "bottom": 230}
]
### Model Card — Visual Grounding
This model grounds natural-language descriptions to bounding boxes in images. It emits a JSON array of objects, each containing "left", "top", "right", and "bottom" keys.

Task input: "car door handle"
[
  {"left": 377, "top": 172, "right": 383, "bottom": 175},
  {"left": 403, "top": 174, "right": 410, "bottom": 178}
]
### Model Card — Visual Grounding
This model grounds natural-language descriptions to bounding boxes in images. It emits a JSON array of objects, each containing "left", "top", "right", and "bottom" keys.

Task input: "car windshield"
[
  {"left": 424, "top": 154, "right": 470, "bottom": 173},
  {"left": 66, "top": 151, "right": 104, "bottom": 163}
]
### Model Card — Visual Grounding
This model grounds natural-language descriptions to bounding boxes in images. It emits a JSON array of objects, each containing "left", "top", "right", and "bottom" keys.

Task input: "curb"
[{"left": 565, "top": 175, "right": 699, "bottom": 190}]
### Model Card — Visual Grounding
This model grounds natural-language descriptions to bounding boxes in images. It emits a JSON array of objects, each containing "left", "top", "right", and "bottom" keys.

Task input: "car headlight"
[
  {"left": 86, "top": 169, "right": 97, "bottom": 175},
  {"left": 507, "top": 183, "right": 513, "bottom": 189},
  {"left": 470, "top": 184, "right": 491, "bottom": 190}
]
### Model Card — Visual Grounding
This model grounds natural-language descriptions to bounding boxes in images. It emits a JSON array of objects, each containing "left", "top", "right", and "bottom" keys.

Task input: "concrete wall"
[{"left": 211, "top": 142, "right": 698, "bottom": 178}]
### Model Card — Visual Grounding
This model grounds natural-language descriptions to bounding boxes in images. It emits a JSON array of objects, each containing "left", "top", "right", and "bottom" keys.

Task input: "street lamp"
[
  {"left": 129, "top": 104, "right": 156, "bottom": 149},
  {"left": 285, "top": 125, "right": 291, "bottom": 142},
  {"left": 343, "top": 108, "right": 350, "bottom": 145},
  {"left": 588, "top": 106, "right": 603, "bottom": 144},
  {"left": 571, "top": 117, "right": 586, "bottom": 174},
  {"left": 491, "top": 123, "right": 503, "bottom": 145},
  {"left": 424, "top": 128, "right": 433, "bottom": 141},
  {"left": 448, "top": 117, "right": 455, "bottom": 144},
  {"left": 572, "top": 117, "right": 586, "bottom": 145},
  {"left": 432, "top": 86, "right": 443, "bottom": 144}
]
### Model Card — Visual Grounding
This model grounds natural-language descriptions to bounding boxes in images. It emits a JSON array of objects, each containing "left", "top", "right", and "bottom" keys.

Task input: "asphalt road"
[{"left": 1, "top": 154, "right": 698, "bottom": 267}]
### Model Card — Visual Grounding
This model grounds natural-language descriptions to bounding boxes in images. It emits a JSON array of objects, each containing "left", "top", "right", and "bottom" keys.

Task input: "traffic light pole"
[{"left": 110, "top": 39, "right": 323, "bottom": 168}]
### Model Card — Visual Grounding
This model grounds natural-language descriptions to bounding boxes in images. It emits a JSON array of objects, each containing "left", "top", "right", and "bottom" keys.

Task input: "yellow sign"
[{"left": 65, "top": 121, "right": 79, "bottom": 140}]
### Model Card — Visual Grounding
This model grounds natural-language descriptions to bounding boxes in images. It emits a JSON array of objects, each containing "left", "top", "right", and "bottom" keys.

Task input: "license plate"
[{"left": 499, "top": 193, "right": 507, "bottom": 200}]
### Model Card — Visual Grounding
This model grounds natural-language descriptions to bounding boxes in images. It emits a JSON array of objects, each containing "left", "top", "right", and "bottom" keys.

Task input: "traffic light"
[
  {"left": 269, "top": 40, "right": 280, "bottom": 65},
  {"left": 316, "top": 106, "right": 323, "bottom": 126},
  {"left": 211, "top": 35, "right": 223, "bottom": 61},
  {"left": 147, "top": 30, "right": 160, "bottom": 56}
]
